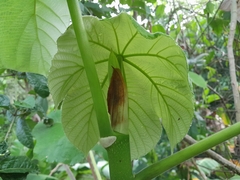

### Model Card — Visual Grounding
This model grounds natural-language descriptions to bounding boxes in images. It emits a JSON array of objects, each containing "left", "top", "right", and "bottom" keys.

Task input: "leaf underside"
[
  {"left": 0, "top": 0, "right": 70, "bottom": 75},
  {"left": 48, "top": 13, "right": 194, "bottom": 159}
]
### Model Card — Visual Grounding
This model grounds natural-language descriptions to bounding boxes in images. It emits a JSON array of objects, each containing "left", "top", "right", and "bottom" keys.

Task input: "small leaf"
[
  {"left": 189, "top": 72, "right": 207, "bottom": 88},
  {"left": 155, "top": 5, "right": 165, "bottom": 18},
  {"left": 14, "top": 96, "right": 35, "bottom": 109},
  {"left": 35, "top": 96, "right": 48, "bottom": 116},
  {"left": 205, "top": 94, "right": 220, "bottom": 104},
  {"left": 196, "top": 158, "right": 219, "bottom": 176},
  {"left": 0, "top": 95, "right": 10, "bottom": 109},
  {"left": 217, "top": 107, "right": 231, "bottom": 125},
  {"left": 152, "top": 24, "right": 166, "bottom": 33},
  {"left": 0, "top": 156, "right": 38, "bottom": 173},
  {"left": 16, "top": 118, "right": 34, "bottom": 149},
  {"left": 26, "top": 73, "right": 49, "bottom": 98},
  {"left": 204, "top": 2, "right": 215, "bottom": 14}
]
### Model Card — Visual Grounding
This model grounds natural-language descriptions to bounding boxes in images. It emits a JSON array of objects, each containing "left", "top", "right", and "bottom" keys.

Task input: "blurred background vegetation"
[{"left": 1, "top": 0, "right": 240, "bottom": 179}]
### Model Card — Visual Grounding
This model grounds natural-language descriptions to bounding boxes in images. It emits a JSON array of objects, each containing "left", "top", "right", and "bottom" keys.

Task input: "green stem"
[
  {"left": 66, "top": 0, "right": 112, "bottom": 137},
  {"left": 135, "top": 122, "right": 240, "bottom": 180},
  {"left": 106, "top": 134, "right": 133, "bottom": 180}
]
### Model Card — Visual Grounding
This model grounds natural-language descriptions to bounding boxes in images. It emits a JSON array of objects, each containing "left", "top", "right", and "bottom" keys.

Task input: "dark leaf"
[
  {"left": 0, "top": 156, "right": 38, "bottom": 173},
  {"left": 0, "top": 141, "right": 10, "bottom": 161},
  {"left": 16, "top": 118, "right": 34, "bottom": 149},
  {"left": 35, "top": 96, "right": 48, "bottom": 116},
  {"left": 0, "top": 172, "right": 28, "bottom": 180},
  {"left": 26, "top": 73, "right": 49, "bottom": 98},
  {"left": 0, "top": 95, "right": 10, "bottom": 109}
]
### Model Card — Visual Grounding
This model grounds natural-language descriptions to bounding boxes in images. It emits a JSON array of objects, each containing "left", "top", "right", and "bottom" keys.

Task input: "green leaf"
[
  {"left": 49, "top": 13, "right": 194, "bottom": 158},
  {"left": 196, "top": 158, "right": 219, "bottom": 176},
  {"left": 204, "top": 2, "right": 214, "bottom": 14},
  {"left": 0, "top": 156, "right": 38, "bottom": 173},
  {"left": 205, "top": 94, "right": 220, "bottom": 104},
  {"left": 16, "top": 118, "right": 34, "bottom": 149},
  {"left": 14, "top": 96, "right": 35, "bottom": 109},
  {"left": 26, "top": 173, "right": 58, "bottom": 180},
  {"left": 230, "top": 175, "right": 240, "bottom": 180},
  {"left": 0, "top": 0, "right": 70, "bottom": 75},
  {"left": 32, "top": 122, "right": 84, "bottom": 165},
  {"left": 47, "top": 110, "right": 62, "bottom": 123},
  {"left": 155, "top": 5, "right": 165, "bottom": 18},
  {"left": 26, "top": 73, "right": 49, "bottom": 98},
  {"left": 0, "top": 141, "right": 10, "bottom": 160},
  {"left": 35, "top": 97, "right": 48, "bottom": 116},
  {"left": 189, "top": 72, "right": 207, "bottom": 88},
  {"left": 152, "top": 24, "right": 166, "bottom": 34},
  {"left": 0, "top": 95, "right": 10, "bottom": 109}
]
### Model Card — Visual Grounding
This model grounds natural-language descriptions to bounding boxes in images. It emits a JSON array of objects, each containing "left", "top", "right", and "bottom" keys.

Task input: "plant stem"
[
  {"left": 184, "top": 134, "right": 240, "bottom": 175},
  {"left": 4, "top": 114, "right": 16, "bottom": 142},
  {"left": 135, "top": 122, "right": 240, "bottom": 180},
  {"left": 87, "top": 150, "right": 102, "bottom": 180},
  {"left": 63, "top": 164, "right": 76, "bottom": 180},
  {"left": 66, "top": 0, "right": 112, "bottom": 137},
  {"left": 106, "top": 134, "right": 133, "bottom": 180}
]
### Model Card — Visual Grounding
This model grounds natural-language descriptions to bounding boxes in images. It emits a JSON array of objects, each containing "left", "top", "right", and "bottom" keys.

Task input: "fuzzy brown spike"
[{"left": 107, "top": 67, "right": 128, "bottom": 134}]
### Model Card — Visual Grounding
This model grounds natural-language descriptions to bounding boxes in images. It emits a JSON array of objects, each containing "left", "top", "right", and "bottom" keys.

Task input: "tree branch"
[
  {"left": 184, "top": 134, "right": 240, "bottom": 175},
  {"left": 228, "top": 0, "right": 240, "bottom": 121}
]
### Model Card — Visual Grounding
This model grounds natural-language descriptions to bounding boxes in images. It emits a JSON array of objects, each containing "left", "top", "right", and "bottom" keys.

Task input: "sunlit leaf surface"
[
  {"left": 0, "top": 0, "right": 70, "bottom": 75},
  {"left": 49, "top": 13, "right": 194, "bottom": 159}
]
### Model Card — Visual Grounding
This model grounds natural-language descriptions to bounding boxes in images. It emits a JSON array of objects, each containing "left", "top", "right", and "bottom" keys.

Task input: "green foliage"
[
  {"left": 1, "top": 0, "right": 240, "bottom": 179},
  {"left": 0, "top": 95, "right": 10, "bottom": 109},
  {"left": 189, "top": 72, "right": 207, "bottom": 88},
  {"left": 0, "top": 0, "right": 70, "bottom": 75},
  {"left": 32, "top": 117, "right": 85, "bottom": 165},
  {"left": 26, "top": 73, "right": 50, "bottom": 98},
  {"left": 16, "top": 118, "right": 34, "bottom": 149},
  {"left": 48, "top": 13, "right": 193, "bottom": 158},
  {"left": 0, "top": 156, "right": 38, "bottom": 180}
]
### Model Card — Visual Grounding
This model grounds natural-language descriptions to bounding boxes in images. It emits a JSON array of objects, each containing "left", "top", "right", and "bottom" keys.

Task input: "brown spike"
[{"left": 107, "top": 68, "right": 128, "bottom": 134}]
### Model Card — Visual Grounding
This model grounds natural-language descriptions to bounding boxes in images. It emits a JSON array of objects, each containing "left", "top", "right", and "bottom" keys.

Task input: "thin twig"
[
  {"left": 191, "top": 0, "right": 223, "bottom": 54},
  {"left": 63, "top": 164, "right": 76, "bottom": 180},
  {"left": 87, "top": 150, "right": 102, "bottom": 180},
  {"left": 49, "top": 163, "right": 63, "bottom": 176},
  {"left": 184, "top": 134, "right": 240, "bottom": 175},
  {"left": 4, "top": 114, "right": 17, "bottom": 142},
  {"left": 191, "top": 158, "right": 208, "bottom": 180}
]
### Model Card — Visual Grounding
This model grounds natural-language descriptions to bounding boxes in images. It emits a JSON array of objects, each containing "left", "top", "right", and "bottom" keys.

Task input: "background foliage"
[{"left": 1, "top": 0, "right": 239, "bottom": 179}]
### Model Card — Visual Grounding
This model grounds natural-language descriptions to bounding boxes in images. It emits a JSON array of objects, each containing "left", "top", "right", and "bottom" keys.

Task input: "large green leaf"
[
  {"left": 48, "top": 13, "right": 194, "bottom": 159},
  {"left": 0, "top": 0, "right": 70, "bottom": 75},
  {"left": 32, "top": 121, "right": 84, "bottom": 165}
]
